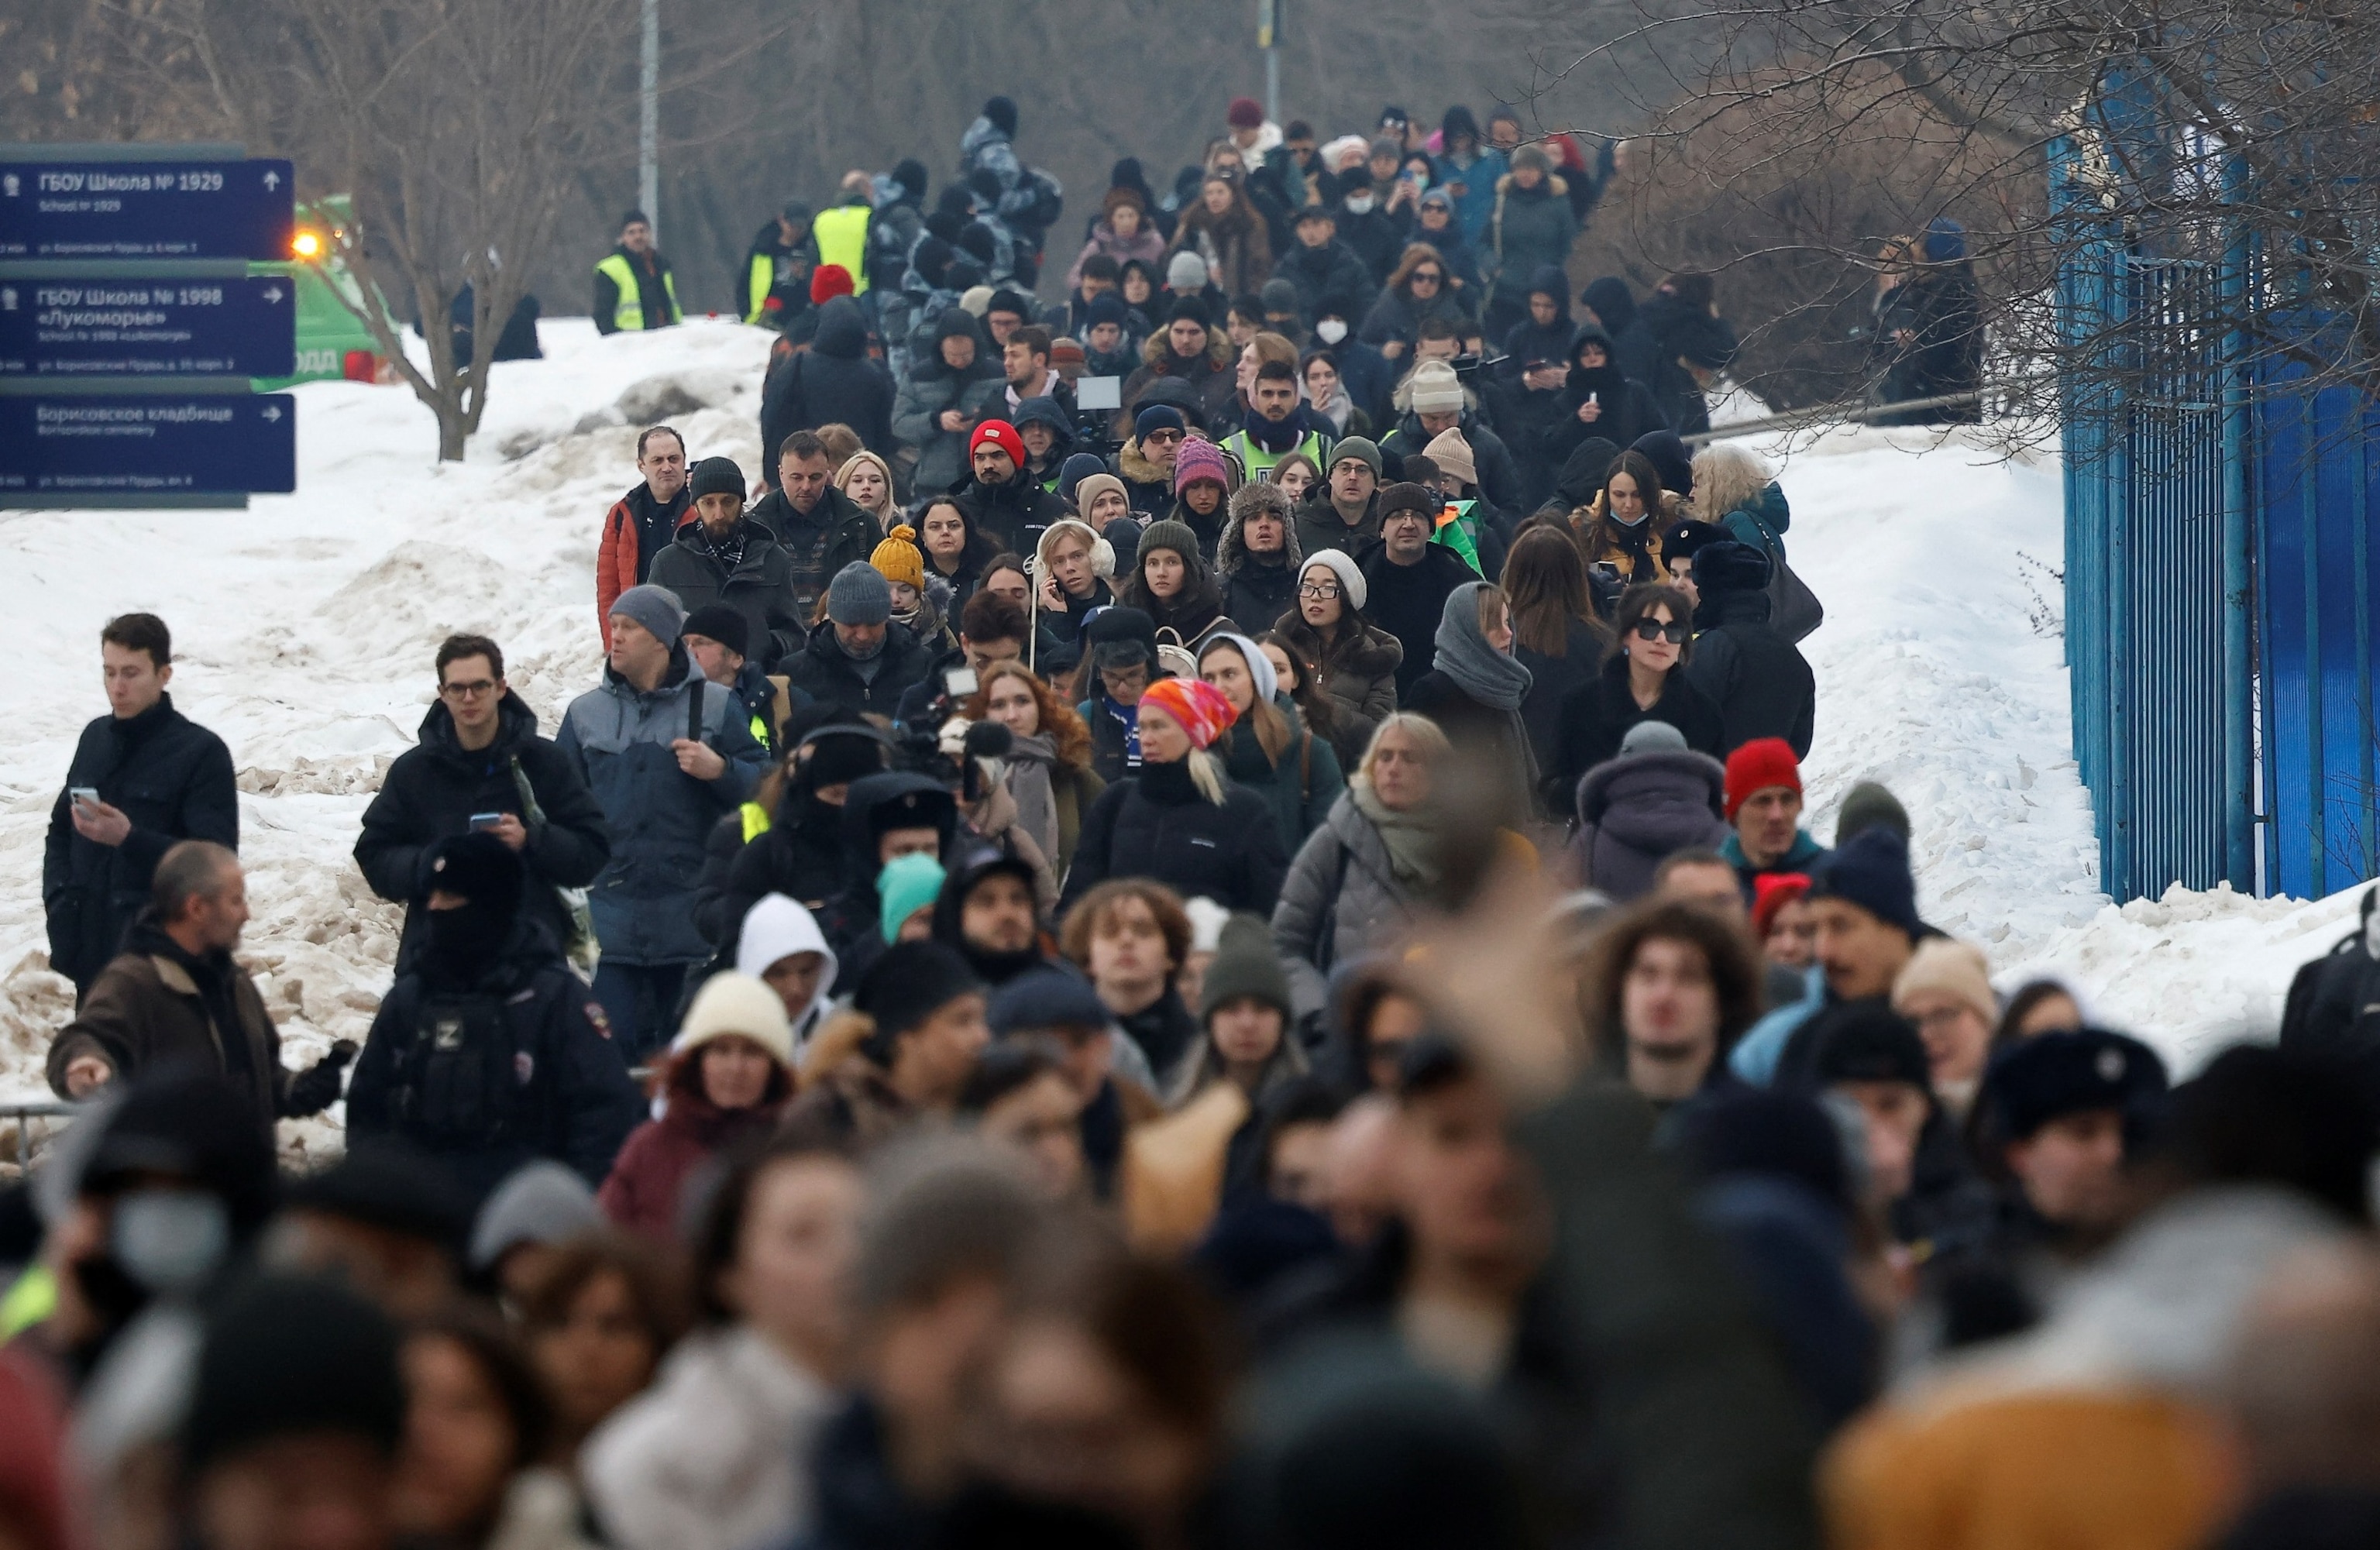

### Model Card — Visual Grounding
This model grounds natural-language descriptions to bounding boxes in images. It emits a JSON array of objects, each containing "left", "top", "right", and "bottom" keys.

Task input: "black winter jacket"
[
  {"left": 1058, "top": 758, "right": 1288, "bottom": 918},
  {"left": 1615, "top": 293, "right": 1739, "bottom": 437},
  {"left": 43, "top": 695, "right": 239, "bottom": 992},
  {"left": 747, "top": 485, "right": 881, "bottom": 627},
  {"left": 1378, "top": 409, "right": 1526, "bottom": 516},
  {"left": 781, "top": 620, "right": 936, "bottom": 719},
  {"left": 1549, "top": 657, "right": 1725, "bottom": 807},
  {"left": 1687, "top": 588, "right": 1817, "bottom": 758},
  {"left": 346, "top": 919, "right": 643, "bottom": 1204},
  {"left": 758, "top": 297, "right": 893, "bottom": 459},
  {"left": 953, "top": 471, "right": 1066, "bottom": 558},
  {"left": 1276, "top": 238, "right": 1377, "bottom": 325},
  {"left": 354, "top": 695, "right": 610, "bottom": 972},
  {"left": 646, "top": 518, "right": 812, "bottom": 673},
  {"left": 1358, "top": 545, "right": 1479, "bottom": 699}
]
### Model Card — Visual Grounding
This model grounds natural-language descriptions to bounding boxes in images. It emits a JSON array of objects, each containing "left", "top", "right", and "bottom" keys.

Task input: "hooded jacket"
[
  {"left": 1277, "top": 236, "right": 1377, "bottom": 325},
  {"left": 1499, "top": 265, "right": 1577, "bottom": 379},
  {"left": 1121, "top": 330, "right": 1240, "bottom": 429},
  {"left": 558, "top": 649, "right": 767, "bottom": 967},
  {"left": 758, "top": 297, "right": 893, "bottom": 461},
  {"left": 646, "top": 516, "right": 813, "bottom": 674},
  {"left": 1377, "top": 407, "right": 1526, "bottom": 516},
  {"left": 43, "top": 693, "right": 239, "bottom": 992},
  {"left": 1687, "top": 544, "right": 1817, "bottom": 758},
  {"left": 1615, "top": 290, "right": 1740, "bottom": 437},
  {"left": 1486, "top": 170, "right": 1578, "bottom": 296},
  {"left": 356, "top": 693, "right": 612, "bottom": 972},
  {"left": 1570, "top": 748, "right": 1731, "bottom": 901},
  {"left": 891, "top": 342, "right": 1009, "bottom": 494},
  {"left": 1538, "top": 322, "right": 1669, "bottom": 479}
]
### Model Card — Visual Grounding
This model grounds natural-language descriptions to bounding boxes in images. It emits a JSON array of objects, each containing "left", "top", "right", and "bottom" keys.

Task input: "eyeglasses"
[
  {"left": 1298, "top": 582, "right": 1343, "bottom": 600},
  {"left": 1144, "top": 428, "right": 1184, "bottom": 445},
  {"left": 1632, "top": 619, "right": 1689, "bottom": 645},
  {"left": 440, "top": 679, "right": 499, "bottom": 699}
]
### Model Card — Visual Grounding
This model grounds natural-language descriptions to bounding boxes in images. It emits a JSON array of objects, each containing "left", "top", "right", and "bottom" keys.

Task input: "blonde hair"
[
  {"left": 1186, "top": 750, "right": 1227, "bottom": 805},
  {"left": 834, "top": 450, "right": 896, "bottom": 521},
  {"left": 1689, "top": 442, "right": 1771, "bottom": 524},
  {"left": 1356, "top": 712, "right": 1451, "bottom": 784}
]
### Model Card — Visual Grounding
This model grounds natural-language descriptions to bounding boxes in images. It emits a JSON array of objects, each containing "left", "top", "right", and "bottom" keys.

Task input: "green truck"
[{"left": 249, "top": 196, "right": 394, "bottom": 389}]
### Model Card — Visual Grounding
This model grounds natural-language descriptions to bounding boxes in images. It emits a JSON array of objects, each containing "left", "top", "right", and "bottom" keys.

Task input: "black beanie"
[
  {"left": 891, "top": 157, "right": 929, "bottom": 201},
  {"left": 418, "top": 830, "right": 526, "bottom": 919},
  {"left": 1808, "top": 828, "right": 1921, "bottom": 938},
  {"left": 687, "top": 455, "right": 747, "bottom": 504},
  {"left": 180, "top": 1273, "right": 405, "bottom": 1479},
  {"left": 1804, "top": 1005, "right": 1932, "bottom": 1091},
  {"left": 983, "top": 96, "right": 1019, "bottom": 137},
  {"left": 803, "top": 727, "right": 889, "bottom": 791},
  {"left": 856, "top": 941, "right": 982, "bottom": 1063},
  {"left": 1168, "top": 294, "right": 1212, "bottom": 328},
  {"left": 680, "top": 603, "right": 751, "bottom": 660},
  {"left": 1376, "top": 481, "right": 1439, "bottom": 521}
]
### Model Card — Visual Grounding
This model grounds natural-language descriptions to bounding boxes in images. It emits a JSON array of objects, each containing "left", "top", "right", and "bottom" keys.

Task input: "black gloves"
[{"left": 280, "top": 1040, "right": 360, "bottom": 1118}]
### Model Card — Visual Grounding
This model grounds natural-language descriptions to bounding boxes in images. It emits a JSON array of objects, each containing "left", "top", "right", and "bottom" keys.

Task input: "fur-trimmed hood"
[{"left": 1217, "top": 483, "right": 1303, "bottom": 578}]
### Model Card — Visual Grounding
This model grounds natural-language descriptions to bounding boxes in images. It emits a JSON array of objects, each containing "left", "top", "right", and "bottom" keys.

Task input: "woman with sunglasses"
[
  {"left": 1548, "top": 582, "right": 1722, "bottom": 809},
  {"left": 1360, "top": 242, "right": 1476, "bottom": 363}
]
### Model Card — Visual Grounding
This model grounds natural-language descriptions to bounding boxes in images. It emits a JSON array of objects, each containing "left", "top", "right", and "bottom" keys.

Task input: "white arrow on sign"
[
  {"left": 263, "top": 285, "right": 285, "bottom": 303},
  {"left": 262, "top": 170, "right": 281, "bottom": 190},
  {"left": 260, "top": 404, "right": 282, "bottom": 421}
]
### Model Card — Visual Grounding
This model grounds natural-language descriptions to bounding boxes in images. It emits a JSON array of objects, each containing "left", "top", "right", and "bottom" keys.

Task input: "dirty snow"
[{"left": 0, "top": 319, "right": 2353, "bottom": 1147}]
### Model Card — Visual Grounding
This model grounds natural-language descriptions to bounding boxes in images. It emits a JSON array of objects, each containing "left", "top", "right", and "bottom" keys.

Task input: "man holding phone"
[
  {"left": 44, "top": 613, "right": 239, "bottom": 1000},
  {"left": 356, "top": 634, "right": 611, "bottom": 974}
]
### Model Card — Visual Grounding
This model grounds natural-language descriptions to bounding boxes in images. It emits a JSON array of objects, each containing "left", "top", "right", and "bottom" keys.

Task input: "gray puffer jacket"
[
  {"left": 557, "top": 650, "right": 767, "bottom": 966},
  {"left": 1570, "top": 748, "right": 1728, "bottom": 902},
  {"left": 1270, "top": 789, "right": 1424, "bottom": 1019}
]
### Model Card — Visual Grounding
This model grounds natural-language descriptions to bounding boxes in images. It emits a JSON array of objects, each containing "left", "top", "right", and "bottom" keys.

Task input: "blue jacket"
[
  {"left": 557, "top": 649, "right": 766, "bottom": 965},
  {"left": 1720, "top": 828, "right": 1828, "bottom": 902},
  {"left": 1729, "top": 964, "right": 1826, "bottom": 1083}
]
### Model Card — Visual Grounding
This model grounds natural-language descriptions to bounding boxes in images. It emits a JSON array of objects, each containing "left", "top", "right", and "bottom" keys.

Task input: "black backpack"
[{"left": 387, "top": 986, "right": 528, "bottom": 1149}]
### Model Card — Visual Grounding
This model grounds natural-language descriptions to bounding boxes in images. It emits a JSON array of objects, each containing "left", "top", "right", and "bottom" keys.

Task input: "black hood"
[
  {"left": 1554, "top": 437, "right": 1623, "bottom": 507},
  {"left": 811, "top": 295, "right": 868, "bottom": 359},
  {"left": 929, "top": 847, "right": 1046, "bottom": 985},
  {"left": 417, "top": 689, "right": 537, "bottom": 763},
  {"left": 837, "top": 771, "right": 958, "bottom": 886}
]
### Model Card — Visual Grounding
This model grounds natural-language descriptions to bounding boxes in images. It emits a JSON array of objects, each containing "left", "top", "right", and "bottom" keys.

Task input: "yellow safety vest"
[
  {"left": 740, "top": 801, "right": 772, "bottom": 844},
  {"left": 1223, "top": 427, "right": 1332, "bottom": 481},
  {"left": 745, "top": 252, "right": 777, "bottom": 324},
  {"left": 813, "top": 204, "right": 872, "bottom": 297},
  {"left": 596, "top": 252, "right": 680, "bottom": 331}
]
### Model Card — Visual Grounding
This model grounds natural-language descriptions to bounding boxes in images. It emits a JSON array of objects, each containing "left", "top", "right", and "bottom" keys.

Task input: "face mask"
[
  {"left": 112, "top": 1189, "right": 231, "bottom": 1296},
  {"left": 1343, "top": 192, "right": 1375, "bottom": 215},
  {"left": 1613, "top": 507, "right": 1649, "bottom": 528},
  {"left": 427, "top": 900, "right": 507, "bottom": 982},
  {"left": 1315, "top": 318, "right": 1348, "bottom": 345}
]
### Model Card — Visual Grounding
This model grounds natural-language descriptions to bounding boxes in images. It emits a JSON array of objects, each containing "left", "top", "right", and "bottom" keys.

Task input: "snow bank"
[{"left": 0, "top": 321, "right": 2346, "bottom": 1142}]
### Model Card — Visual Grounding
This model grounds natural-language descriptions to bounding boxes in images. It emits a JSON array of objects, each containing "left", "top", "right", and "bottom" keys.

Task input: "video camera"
[{"left": 1071, "top": 373, "right": 1124, "bottom": 459}]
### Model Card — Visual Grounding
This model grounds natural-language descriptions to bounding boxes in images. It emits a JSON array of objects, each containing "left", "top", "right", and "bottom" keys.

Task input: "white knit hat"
[
  {"left": 1299, "top": 548, "right": 1367, "bottom": 611},
  {"left": 670, "top": 971, "right": 794, "bottom": 1068}
]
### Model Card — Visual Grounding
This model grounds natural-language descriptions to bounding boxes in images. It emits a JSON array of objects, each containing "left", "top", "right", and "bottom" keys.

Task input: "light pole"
[
  {"left": 1257, "top": 0, "right": 1279, "bottom": 124},
  {"left": 638, "top": 0, "right": 659, "bottom": 238}
]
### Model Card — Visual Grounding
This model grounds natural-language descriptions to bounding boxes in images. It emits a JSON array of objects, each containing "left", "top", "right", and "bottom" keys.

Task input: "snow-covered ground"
[{"left": 0, "top": 319, "right": 2357, "bottom": 1130}]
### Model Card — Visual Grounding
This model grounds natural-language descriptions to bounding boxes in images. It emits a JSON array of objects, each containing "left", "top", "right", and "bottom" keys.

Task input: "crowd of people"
[{"left": 2, "top": 93, "right": 2365, "bottom": 1550}]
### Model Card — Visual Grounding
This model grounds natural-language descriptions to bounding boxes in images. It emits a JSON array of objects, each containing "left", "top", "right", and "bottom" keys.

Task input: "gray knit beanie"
[
  {"left": 827, "top": 561, "right": 892, "bottom": 626},
  {"left": 609, "top": 583, "right": 685, "bottom": 644}
]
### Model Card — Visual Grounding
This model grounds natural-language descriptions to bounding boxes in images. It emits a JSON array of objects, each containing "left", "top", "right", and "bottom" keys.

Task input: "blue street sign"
[
  {"left": 0, "top": 160, "right": 294, "bottom": 260},
  {"left": 0, "top": 275, "right": 294, "bottom": 376},
  {"left": 0, "top": 393, "right": 295, "bottom": 495}
]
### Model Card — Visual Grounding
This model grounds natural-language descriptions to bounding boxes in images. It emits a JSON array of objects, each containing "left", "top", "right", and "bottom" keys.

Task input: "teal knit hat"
[{"left": 879, "top": 853, "right": 947, "bottom": 945}]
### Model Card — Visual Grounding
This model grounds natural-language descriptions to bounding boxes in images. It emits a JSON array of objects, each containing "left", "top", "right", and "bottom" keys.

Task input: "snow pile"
[
  {"left": 1761, "top": 421, "right": 2355, "bottom": 1074},
  {"left": 0, "top": 319, "right": 2351, "bottom": 1134},
  {"left": 0, "top": 319, "right": 770, "bottom": 1146}
]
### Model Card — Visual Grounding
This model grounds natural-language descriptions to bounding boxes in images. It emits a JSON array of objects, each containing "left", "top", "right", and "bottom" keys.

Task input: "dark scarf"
[{"left": 1243, "top": 407, "right": 1305, "bottom": 455}]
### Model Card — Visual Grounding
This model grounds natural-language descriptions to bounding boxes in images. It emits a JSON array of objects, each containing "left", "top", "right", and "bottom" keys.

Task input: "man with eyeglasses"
[
  {"left": 357, "top": 633, "right": 611, "bottom": 974},
  {"left": 1359, "top": 482, "right": 1480, "bottom": 699},
  {"left": 1116, "top": 403, "right": 1190, "bottom": 521},
  {"left": 1293, "top": 435, "right": 1386, "bottom": 558}
]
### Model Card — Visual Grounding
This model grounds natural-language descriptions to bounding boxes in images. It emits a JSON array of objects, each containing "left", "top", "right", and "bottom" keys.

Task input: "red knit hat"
[
  {"left": 810, "top": 263, "right": 855, "bottom": 304},
  {"left": 972, "top": 418, "right": 1025, "bottom": 468},
  {"left": 1227, "top": 97, "right": 1265, "bottom": 130},
  {"left": 1723, "top": 737, "right": 1803, "bottom": 820},
  {"left": 1138, "top": 675, "right": 1239, "bottom": 751},
  {"left": 1752, "top": 872, "right": 1812, "bottom": 940}
]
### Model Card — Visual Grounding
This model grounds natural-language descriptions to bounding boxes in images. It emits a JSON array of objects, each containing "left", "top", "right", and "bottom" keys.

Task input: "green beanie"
[
  {"left": 1835, "top": 781, "right": 1913, "bottom": 848},
  {"left": 879, "top": 853, "right": 947, "bottom": 945},
  {"left": 1200, "top": 912, "right": 1294, "bottom": 1022}
]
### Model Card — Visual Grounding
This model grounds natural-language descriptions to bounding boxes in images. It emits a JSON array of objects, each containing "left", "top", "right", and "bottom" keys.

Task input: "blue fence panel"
[{"left": 2256, "top": 368, "right": 2380, "bottom": 897}]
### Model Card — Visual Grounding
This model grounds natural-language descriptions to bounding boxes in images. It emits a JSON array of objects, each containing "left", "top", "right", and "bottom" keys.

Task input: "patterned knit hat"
[
  {"left": 1137, "top": 675, "right": 1238, "bottom": 751},
  {"left": 1173, "top": 437, "right": 1231, "bottom": 494},
  {"left": 871, "top": 524, "right": 927, "bottom": 589}
]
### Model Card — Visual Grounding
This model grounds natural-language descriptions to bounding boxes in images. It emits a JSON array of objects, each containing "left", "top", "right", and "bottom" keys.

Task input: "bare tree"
[
  {"left": 114, "top": 0, "right": 642, "bottom": 461},
  {"left": 1519, "top": 0, "right": 2380, "bottom": 428}
]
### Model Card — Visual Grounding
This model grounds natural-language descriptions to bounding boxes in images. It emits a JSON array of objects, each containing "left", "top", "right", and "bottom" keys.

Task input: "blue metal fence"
[{"left": 2055, "top": 107, "right": 2377, "bottom": 902}]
